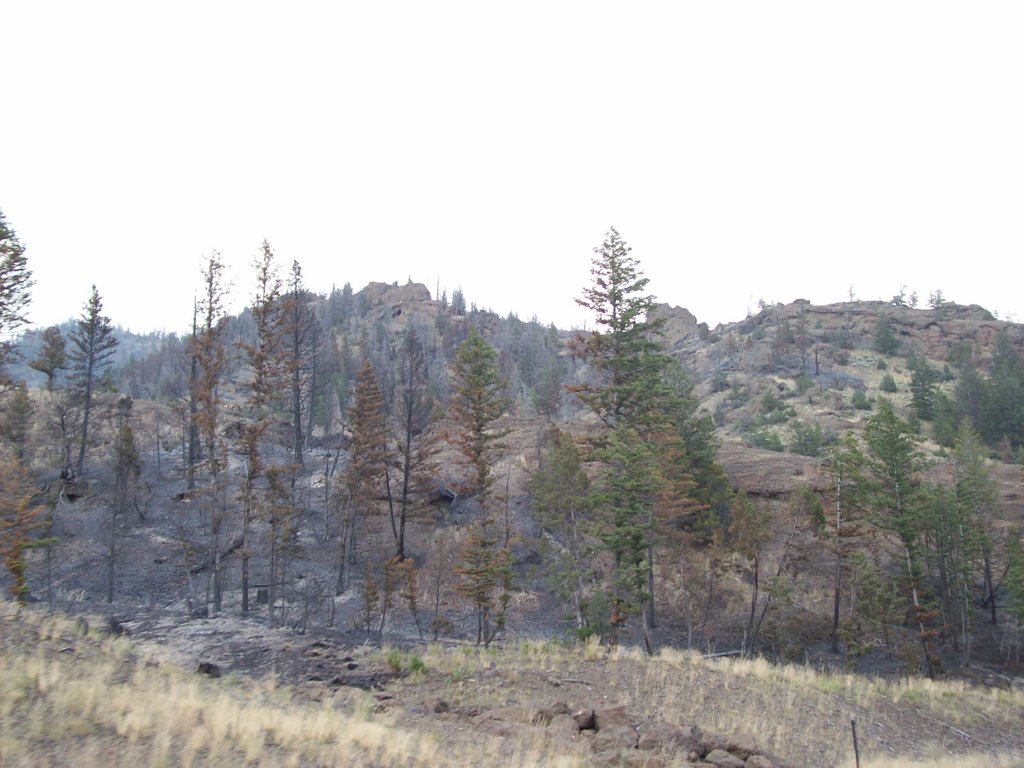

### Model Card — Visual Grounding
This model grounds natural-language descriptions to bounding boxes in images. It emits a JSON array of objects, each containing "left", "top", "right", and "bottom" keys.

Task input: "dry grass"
[
  {"left": 3, "top": 601, "right": 1022, "bottom": 768},
  {"left": 1, "top": 604, "right": 441, "bottom": 767}
]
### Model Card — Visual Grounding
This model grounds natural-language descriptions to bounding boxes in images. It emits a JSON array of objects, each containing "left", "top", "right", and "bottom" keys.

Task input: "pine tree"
[
  {"left": 874, "top": 313, "right": 899, "bottom": 356},
  {"left": 908, "top": 356, "right": 940, "bottom": 421},
  {"left": 338, "top": 360, "right": 392, "bottom": 592},
  {"left": 0, "top": 452, "right": 43, "bottom": 603},
  {"left": 0, "top": 209, "right": 33, "bottom": 380},
  {"left": 822, "top": 431, "right": 869, "bottom": 653},
  {"left": 572, "top": 227, "right": 671, "bottom": 430},
  {"left": 192, "top": 253, "right": 229, "bottom": 612},
  {"left": 69, "top": 285, "right": 118, "bottom": 475},
  {"left": 531, "top": 426, "right": 592, "bottom": 631},
  {"left": 455, "top": 518, "right": 512, "bottom": 646},
  {"left": 390, "top": 329, "right": 438, "bottom": 559},
  {"left": 283, "top": 260, "right": 320, "bottom": 468},
  {"left": 29, "top": 326, "right": 66, "bottom": 390},
  {"left": 951, "top": 419, "right": 998, "bottom": 644},
  {"left": 107, "top": 396, "right": 141, "bottom": 603},
  {"left": 2, "top": 382, "right": 33, "bottom": 460},
  {"left": 237, "top": 241, "right": 286, "bottom": 613},
  {"left": 572, "top": 228, "right": 705, "bottom": 651},
  {"left": 728, "top": 492, "right": 773, "bottom": 655},
  {"left": 864, "top": 397, "right": 938, "bottom": 676},
  {"left": 449, "top": 327, "right": 508, "bottom": 502},
  {"left": 591, "top": 425, "right": 659, "bottom": 651}
]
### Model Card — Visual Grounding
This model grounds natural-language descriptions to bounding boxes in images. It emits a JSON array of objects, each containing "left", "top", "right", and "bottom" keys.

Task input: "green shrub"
[
  {"left": 759, "top": 390, "right": 795, "bottom": 424},
  {"left": 789, "top": 421, "right": 824, "bottom": 457},
  {"left": 747, "top": 427, "right": 785, "bottom": 452},
  {"left": 880, "top": 374, "right": 897, "bottom": 393},
  {"left": 852, "top": 389, "right": 871, "bottom": 410}
]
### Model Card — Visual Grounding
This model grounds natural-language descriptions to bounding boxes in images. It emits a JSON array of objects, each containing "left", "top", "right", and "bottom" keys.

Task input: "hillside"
[
  {"left": 3, "top": 273, "right": 1024, "bottom": 768},
  {"left": 3, "top": 600, "right": 1023, "bottom": 768}
]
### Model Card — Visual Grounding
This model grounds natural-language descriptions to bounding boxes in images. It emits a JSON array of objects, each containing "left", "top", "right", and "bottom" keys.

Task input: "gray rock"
[
  {"left": 637, "top": 720, "right": 701, "bottom": 752},
  {"left": 705, "top": 749, "right": 746, "bottom": 768},
  {"left": 725, "top": 734, "right": 760, "bottom": 760},
  {"left": 594, "top": 704, "right": 631, "bottom": 730},
  {"left": 548, "top": 713, "right": 580, "bottom": 742},
  {"left": 593, "top": 724, "right": 639, "bottom": 752}
]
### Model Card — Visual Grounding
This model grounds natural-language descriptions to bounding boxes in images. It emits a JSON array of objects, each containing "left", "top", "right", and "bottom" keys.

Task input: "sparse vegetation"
[
  {"left": 2, "top": 219, "right": 1024, "bottom": 768},
  {"left": 2, "top": 601, "right": 1021, "bottom": 768}
]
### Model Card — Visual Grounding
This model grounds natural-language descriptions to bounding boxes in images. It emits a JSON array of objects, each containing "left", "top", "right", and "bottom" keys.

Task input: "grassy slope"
[{"left": 2, "top": 600, "right": 1022, "bottom": 768}]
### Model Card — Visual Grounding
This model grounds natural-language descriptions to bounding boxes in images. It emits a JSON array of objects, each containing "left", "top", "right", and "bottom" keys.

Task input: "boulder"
[
  {"left": 548, "top": 713, "right": 580, "bottom": 742},
  {"left": 637, "top": 720, "right": 701, "bottom": 752},
  {"left": 475, "top": 704, "right": 537, "bottom": 724},
  {"left": 700, "top": 732, "right": 728, "bottom": 757},
  {"left": 536, "top": 700, "right": 571, "bottom": 723},
  {"left": 593, "top": 724, "right": 639, "bottom": 752},
  {"left": 724, "top": 733, "right": 760, "bottom": 760},
  {"left": 594, "top": 704, "right": 631, "bottom": 730},
  {"left": 705, "top": 749, "right": 746, "bottom": 768},
  {"left": 746, "top": 755, "right": 775, "bottom": 768},
  {"left": 423, "top": 697, "right": 449, "bottom": 714}
]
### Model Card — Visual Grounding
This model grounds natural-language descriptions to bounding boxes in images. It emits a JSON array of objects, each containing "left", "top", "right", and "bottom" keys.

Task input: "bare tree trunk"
[
  {"left": 187, "top": 303, "right": 198, "bottom": 491},
  {"left": 984, "top": 553, "right": 998, "bottom": 626},
  {"left": 904, "top": 545, "right": 936, "bottom": 679}
]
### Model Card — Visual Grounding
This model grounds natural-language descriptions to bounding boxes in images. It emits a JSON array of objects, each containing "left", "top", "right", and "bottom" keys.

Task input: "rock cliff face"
[{"left": 356, "top": 281, "right": 437, "bottom": 333}]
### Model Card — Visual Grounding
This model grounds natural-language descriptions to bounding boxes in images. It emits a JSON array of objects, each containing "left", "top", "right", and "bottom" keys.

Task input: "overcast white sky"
[{"left": 2, "top": 2, "right": 1022, "bottom": 335}]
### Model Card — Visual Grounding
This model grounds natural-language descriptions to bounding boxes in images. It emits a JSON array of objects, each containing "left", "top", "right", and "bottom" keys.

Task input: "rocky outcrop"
[{"left": 473, "top": 700, "right": 787, "bottom": 767}]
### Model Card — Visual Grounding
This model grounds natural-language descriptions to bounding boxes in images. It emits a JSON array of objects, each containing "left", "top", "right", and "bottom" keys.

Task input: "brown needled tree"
[
  {"left": 337, "top": 359, "right": 392, "bottom": 594},
  {"left": 0, "top": 452, "right": 44, "bottom": 604},
  {"left": 69, "top": 285, "right": 118, "bottom": 476},
  {"left": 237, "top": 241, "right": 286, "bottom": 614},
  {"left": 192, "top": 252, "right": 229, "bottom": 613}
]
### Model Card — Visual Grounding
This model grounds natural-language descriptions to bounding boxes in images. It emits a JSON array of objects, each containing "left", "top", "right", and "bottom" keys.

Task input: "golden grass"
[
  {"left": 3, "top": 601, "right": 1022, "bottom": 768},
  {"left": 845, "top": 757, "right": 1023, "bottom": 768},
  {"left": 0, "top": 604, "right": 439, "bottom": 767}
]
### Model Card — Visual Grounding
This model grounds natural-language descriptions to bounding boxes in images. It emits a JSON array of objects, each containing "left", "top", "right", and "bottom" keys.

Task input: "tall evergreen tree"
[
  {"left": 106, "top": 396, "right": 141, "bottom": 603},
  {"left": 338, "top": 359, "right": 392, "bottom": 593},
  {"left": 951, "top": 419, "right": 999, "bottom": 636},
  {"left": 69, "top": 285, "right": 118, "bottom": 475},
  {"left": 449, "top": 328, "right": 513, "bottom": 642},
  {"left": 531, "top": 426, "right": 592, "bottom": 631},
  {"left": 864, "top": 397, "right": 938, "bottom": 677},
  {"left": 592, "top": 424, "right": 658, "bottom": 651},
  {"left": 822, "top": 431, "right": 868, "bottom": 653},
  {"left": 449, "top": 327, "right": 508, "bottom": 502},
  {"left": 0, "top": 209, "right": 33, "bottom": 380},
  {"left": 572, "top": 228, "right": 706, "bottom": 650},
  {"left": 192, "top": 253, "right": 229, "bottom": 612},
  {"left": 283, "top": 260, "right": 320, "bottom": 468},
  {"left": 980, "top": 330, "right": 1024, "bottom": 451},
  {"left": 237, "top": 241, "right": 286, "bottom": 613},
  {"left": 390, "top": 328, "right": 438, "bottom": 560},
  {"left": 572, "top": 227, "right": 670, "bottom": 430},
  {"left": 908, "top": 356, "right": 940, "bottom": 421}
]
